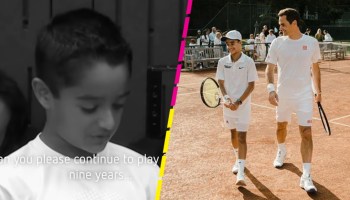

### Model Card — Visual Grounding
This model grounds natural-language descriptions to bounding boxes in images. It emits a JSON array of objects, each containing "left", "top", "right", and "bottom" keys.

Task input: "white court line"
[
  {"left": 251, "top": 103, "right": 275, "bottom": 110},
  {"left": 330, "top": 114, "right": 350, "bottom": 122},
  {"left": 178, "top": 83, "right": 200, "bottom": 86},
  {"left": 177, "top": 92, "right": 350, "bottom": 128},
  {"left": 330, "top": 121, "right": 350, "bottom": 128},
  {"left": 177, "top": 91, "right": 198, "bottom": 96}
]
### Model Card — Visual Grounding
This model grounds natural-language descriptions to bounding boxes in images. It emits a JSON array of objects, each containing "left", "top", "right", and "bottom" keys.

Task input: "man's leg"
[
  {"left": 236, "top": 131, "right": 247, "bottom": 186},
  {"left": 231, "top": 129, "right": 239, "bottom": 174},
  {"left": 299, "top": 126, "right": 313, "bottom": 164},
  {"left": 299, "top": 125, "right": 317, "bottom": 193},
  {"left": 273, "top": 122, "right": 288, "bottom": 167}
]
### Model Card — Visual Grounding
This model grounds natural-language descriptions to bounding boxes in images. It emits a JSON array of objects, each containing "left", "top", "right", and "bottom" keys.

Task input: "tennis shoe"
[
  {"left": 232, "top": 161, "right": 238, "bottom": 174},
  {"left": 235, "top": 172, "right": 246, "bottom": 186},
  {"left": 300, "top": 174, "right": 317, "bottom": 193},
  {"left": 273, "top": 149, "right": 286, "bottom": 168}
]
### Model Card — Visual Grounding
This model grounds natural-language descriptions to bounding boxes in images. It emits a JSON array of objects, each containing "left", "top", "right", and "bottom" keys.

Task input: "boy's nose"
[{"left": 98, "top": 110, "right": 115, "bottom": 131}]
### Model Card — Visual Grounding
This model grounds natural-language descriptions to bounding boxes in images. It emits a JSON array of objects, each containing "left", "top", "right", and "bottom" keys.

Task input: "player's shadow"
[
  {"left": 279, "top": 163, "right": 341, "bottom": 200},
  {"left": 321, "top": 67, "right": 350, "bottom": 74},
  {"left": 237, "top": 168, "right": 281, "bottom": 200}
]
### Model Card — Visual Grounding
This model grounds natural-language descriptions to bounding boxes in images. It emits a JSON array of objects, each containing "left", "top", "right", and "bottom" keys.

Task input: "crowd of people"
[{"left": 189, "top": 23, "right": 334, "bottom": 62}]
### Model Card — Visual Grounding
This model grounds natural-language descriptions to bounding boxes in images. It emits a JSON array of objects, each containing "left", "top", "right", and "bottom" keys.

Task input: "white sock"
[
  {"left": 238, "top": 159, "right": 245, "bottom": 173},
  {"left": 303, "top": 163, "right": 311, "bottom": 177},
  {"left": 278, "top": 143, "right": 286, "bottom": 152},
  {"left": 233, "top": 148, "right": 238, "bottom": 160}
]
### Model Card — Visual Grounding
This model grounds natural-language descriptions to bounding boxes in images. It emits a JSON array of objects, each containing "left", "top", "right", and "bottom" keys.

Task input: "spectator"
[
  {"left": 258, "top": 28, "right": 267, "bottom": 60},
  {"left": 323, "top": 30, "right": 333, "bottom": 42},
  {"left": 209, "top": 27, "right": 217, "bottom": 47},
  {"left": 196, "top": 30, "right": 202, "bottom": 45},
  {"left": 214, "top": 32, "right": 222, "bottom": 46},
  {"left": 279, "top": 31, "right": 284, "bottom": 37},
  {"left": 263, "top": 25, "right": 269, "bottom": 37},
  {"left": 201, "top": 29, "right": 210, "bottom": 47},
  {"left": 245, "top": 34, "right": 256, "bottom": 60},
  {"left": 266, "top": 29, "right": 277, "bottom": 44},
  {"left": 189, "top": 38, "right": 197, "bottom": 47},
  {"left": 305, "top": 28, "right": 311, "bottom": 35},
  {"left": 315, "top": 28, "right": 324, "bottom": 42}
]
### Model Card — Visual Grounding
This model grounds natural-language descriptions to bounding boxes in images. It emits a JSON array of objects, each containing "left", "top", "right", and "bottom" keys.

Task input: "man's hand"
[
  {"left": 314, "top": 93, "right": 322, "bottom": 103},
  {"left": 268, "top": 91, "right": 279, "bottom": 106}
]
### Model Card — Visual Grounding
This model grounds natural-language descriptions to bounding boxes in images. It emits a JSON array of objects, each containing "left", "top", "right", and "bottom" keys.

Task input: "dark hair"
[
  {"left": 0, "top": 70, "right": 28, "bottom": 156},
  {"left": 278, "top": 8, "right": 301, "bottom": 26},
  {"left": 35, "top": 8, "right": 132, "bottom": 98}
]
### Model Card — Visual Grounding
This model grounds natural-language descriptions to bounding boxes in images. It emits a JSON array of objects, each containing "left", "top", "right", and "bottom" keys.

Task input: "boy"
[
  {"left": 216, "top": 30, "right": 258, "bottom": 186},
  {"left": 0, "top": 9, "right": 158, "bottom": 199}
]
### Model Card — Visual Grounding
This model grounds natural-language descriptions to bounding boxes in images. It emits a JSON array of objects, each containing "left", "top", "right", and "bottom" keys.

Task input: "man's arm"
[
  {"left": 265, "top": 63, "right": 275, "bottom": 84},
  {"left": 265, "top": 63, "right": 279, "bottom": 106},
  {"left": 311, "top": 62, "right": 322, "bottom": 103}
]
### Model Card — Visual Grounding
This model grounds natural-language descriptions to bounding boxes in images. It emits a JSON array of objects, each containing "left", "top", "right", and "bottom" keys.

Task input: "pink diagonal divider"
[{"left": 157, "top": 1, "right": 193, "bottom": 199}]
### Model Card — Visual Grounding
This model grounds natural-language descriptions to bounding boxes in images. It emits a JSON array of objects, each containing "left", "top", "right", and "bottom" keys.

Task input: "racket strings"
[{"left": 201, "top": 78, "right": 221, "bottom": 108}]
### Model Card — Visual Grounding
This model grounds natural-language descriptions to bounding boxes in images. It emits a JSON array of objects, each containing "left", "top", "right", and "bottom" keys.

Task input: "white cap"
[{"left": 221, "top": 30, "right": 242, "bottom": 41}]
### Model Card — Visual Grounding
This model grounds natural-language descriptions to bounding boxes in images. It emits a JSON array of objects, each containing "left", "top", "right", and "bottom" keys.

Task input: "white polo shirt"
[
  {"left": 0, "top": 134, "right": 159, "bottom": 200},
  {"left": 216, "top": 53, "right": 259, "bottom": 117},
  {"left": 265, "top": 35, "right": 321, "bottom": 99}
]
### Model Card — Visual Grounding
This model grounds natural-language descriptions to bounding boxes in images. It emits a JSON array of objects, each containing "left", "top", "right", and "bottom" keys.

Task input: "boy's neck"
[
  {"left": 40, "top": 127, "right": 95, "bottom": 159},
  {"left": 231, "top": 52, "right": 242, "bottom": 62}
]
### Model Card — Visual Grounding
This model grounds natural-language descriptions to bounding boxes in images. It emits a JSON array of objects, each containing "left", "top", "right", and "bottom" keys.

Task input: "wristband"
[
  {"left": 267, "top": 83, "right": 275, "bottom": 93},
  {"left": 224, "top": 95, "right": 230, "bottom": 102}
]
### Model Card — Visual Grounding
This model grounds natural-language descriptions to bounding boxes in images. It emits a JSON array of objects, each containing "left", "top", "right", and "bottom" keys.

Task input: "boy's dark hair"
[
  {"left": 278, "top": 8, "right": 301, "bottom": 26},
  {"left": 0, "top": 70, "right": 29, "bottom": 156},
  {"left": 35, "top": 8, "right": 132, "bottom": 98}
]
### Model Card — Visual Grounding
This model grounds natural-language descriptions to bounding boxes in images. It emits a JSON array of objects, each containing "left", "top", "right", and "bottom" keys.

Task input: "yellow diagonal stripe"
[
  {"left": 167, "top": 108, "right": 174, "bottom": 128},
  {"left": 163, "top": 131, "right": 171, "bottom": 153},
  {"left": 159, "top": 155, "right": 167, "bottom": 177},
  {"left": 155, "top": 179, "right": 162, "bottom": 200}
]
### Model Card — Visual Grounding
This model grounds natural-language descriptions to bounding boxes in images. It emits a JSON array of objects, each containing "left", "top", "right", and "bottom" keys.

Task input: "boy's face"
[
  {"left": 226, "top": 39, "right": 241, "bottom": 55},
  {"left": 50, "top": 61, "right": 130, "bottom": 154}
]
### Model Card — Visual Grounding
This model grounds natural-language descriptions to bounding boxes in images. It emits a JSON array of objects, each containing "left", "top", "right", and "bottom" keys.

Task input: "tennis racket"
[
  {"left": 317, "top": 102, "right": 331, "bottom": 135},
  {"left": 200, "top": 77, "right": 222, "bottom": 108}
]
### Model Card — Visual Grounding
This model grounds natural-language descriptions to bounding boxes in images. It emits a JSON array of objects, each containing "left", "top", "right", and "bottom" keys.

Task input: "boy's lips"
[{"left": 91, "top": 134, "right": 111, "bottom": 140}]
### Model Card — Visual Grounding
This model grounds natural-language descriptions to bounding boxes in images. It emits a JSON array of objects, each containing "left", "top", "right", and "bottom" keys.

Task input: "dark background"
[{"left": 0, "top": 0, "right": 187, "bottom": 163}]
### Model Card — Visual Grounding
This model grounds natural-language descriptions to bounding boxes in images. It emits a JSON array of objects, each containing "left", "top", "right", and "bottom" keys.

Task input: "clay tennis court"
[{"left": 160, "top": 59, "right": 350, "bottom": 199}]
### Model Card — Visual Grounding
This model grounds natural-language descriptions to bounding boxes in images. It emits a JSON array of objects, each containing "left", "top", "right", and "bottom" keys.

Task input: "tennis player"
[
  {"left": 265, "top": 8, "right": 321, "bottom": 193},
  {"left": 216, "top": 30, "right": 258, "bottom": 186}
]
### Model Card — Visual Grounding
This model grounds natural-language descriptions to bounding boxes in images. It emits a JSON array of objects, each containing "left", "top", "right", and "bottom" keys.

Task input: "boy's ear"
[{"left": 32, "top": 78, "right": 54, "bottom": 109}]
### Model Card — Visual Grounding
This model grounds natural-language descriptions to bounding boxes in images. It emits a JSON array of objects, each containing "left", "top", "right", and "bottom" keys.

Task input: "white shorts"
[
  {"left": 223, "top": 115, "right": 250, "bottom": 132},
  {"left": 276, "top": 98, "right": 313, "bottom": 126}
]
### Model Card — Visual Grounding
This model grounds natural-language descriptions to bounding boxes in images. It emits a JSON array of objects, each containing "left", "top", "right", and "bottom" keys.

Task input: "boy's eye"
[
  {"left": 112, "top": 103, "right": 124, "bottom": 110},
  {"left": 81, "top": 105, "right": 98, "bottom": 114}
]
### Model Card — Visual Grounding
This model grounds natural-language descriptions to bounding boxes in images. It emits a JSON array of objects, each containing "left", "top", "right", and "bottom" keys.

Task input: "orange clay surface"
[{"left": 161, "top": 59, "right": 350, "bottom": 200}]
